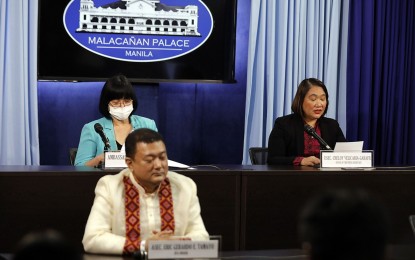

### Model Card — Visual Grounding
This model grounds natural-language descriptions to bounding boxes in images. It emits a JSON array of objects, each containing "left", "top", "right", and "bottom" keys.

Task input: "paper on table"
[
  {"left": 334, "top": 141, "right": 364, "bottom": 151},
  {"left": 168, "top": 160, "right": 193, "bottom": 169},
  {"left": 121, "top": 143, "right": 192, "bottom": 169}
]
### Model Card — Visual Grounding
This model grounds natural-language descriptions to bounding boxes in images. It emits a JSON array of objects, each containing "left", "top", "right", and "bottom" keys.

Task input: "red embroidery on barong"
[{"left": 122, "top": 176, "right": 175, "bottom": 254}]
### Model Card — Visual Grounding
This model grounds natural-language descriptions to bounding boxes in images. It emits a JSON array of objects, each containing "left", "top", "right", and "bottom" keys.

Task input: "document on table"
[{"left": 334, "top": 141, "right": 364, "bottom": 151}]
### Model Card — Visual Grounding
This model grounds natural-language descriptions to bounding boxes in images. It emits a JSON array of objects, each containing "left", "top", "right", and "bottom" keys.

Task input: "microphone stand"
[
  {"left": 95, "top": 142, "right": 111, "bottom": 169},
  {"left": 99, "top": 144, "right": 111, "bottom": 169}
]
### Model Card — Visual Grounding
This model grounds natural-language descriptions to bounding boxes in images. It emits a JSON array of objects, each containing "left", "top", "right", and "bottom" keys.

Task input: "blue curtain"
[
  {"left": 347, "top": 0, "right": 415, "bottom": 165},
  {"left": 0, "top": 0, "right": 39, "bottom": 165},
  {"left": 243, "top": 0, "right": 349, "bottom": 164}
]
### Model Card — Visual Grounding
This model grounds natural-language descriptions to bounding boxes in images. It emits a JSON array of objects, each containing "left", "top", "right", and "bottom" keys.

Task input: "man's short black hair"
[
  {"left": 125, "top": 128, "right": 164, "bottom": 158},
  {"left": 298, "top": 189, "right": 389, "bottom": 260}
]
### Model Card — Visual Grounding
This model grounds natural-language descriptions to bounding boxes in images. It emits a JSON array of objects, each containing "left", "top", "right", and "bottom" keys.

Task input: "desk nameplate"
[
  {"left": 104, "top": 151, "right": 127, "bottom": 169},
  {"left": 320, "top": 150, "right": 374, "bottom": 168},
  {"left": 148, "top": 240, "right": 218, "bottom": 259}
]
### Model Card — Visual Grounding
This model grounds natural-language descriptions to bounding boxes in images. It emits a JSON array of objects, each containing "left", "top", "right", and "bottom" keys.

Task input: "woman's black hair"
[{"left": 98, "top": 74, "right": 138, "bottom": 118}]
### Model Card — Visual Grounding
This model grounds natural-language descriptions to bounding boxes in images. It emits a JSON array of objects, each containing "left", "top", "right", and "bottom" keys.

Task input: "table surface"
[{"left": 3, "top": 245, "right": 415, "bottom": 260}]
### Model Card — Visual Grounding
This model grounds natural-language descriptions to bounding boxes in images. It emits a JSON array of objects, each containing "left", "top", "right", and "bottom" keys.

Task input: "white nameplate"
[
  {"left": 148, "top": 240, "right": 218, "bottom": 259},
  {"left": 104, "top": 151, "right": 192, "bottom": 170},
  {"left": 320, "top": 151, "right": 374, "bottom": 168},
  {"left": 104, "top": 151, "right": 127, "bottom": 168}
]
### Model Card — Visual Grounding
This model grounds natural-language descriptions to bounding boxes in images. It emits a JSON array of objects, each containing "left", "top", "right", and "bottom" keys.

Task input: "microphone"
[
  {"left": 94, "top": 123, "right": 111, "bottom": 151},
  {"left": 304, "top": 124, "right": 332, "bottom": 150}
]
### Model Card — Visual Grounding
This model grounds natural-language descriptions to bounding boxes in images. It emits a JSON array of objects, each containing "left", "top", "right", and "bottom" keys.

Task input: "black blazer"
[{"left": 267, "top": 113, "right": 346, "bottom": 165}]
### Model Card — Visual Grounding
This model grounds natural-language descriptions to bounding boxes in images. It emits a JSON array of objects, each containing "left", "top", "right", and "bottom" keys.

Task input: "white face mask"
[{"left": 109, "top": 104, "right": 133, "bottom": 121}]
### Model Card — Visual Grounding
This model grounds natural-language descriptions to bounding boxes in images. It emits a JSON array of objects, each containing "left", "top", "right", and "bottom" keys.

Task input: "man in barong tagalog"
[{"left": 82, "top": 128, "right": 209, "bottom": 256}]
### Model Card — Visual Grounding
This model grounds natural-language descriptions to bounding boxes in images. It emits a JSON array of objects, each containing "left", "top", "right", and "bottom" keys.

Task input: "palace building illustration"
[{"left": 77, "top": 0, "right": 201, "bottom": 36}]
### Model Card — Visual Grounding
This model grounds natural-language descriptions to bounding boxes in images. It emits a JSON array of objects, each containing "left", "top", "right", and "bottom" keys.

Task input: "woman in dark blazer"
[{"left": 267, "top": 78, "right": 346, "bottom": 166}]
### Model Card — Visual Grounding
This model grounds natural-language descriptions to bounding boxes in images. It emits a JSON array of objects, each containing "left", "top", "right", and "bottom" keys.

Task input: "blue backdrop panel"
[{"left": 38, "top": 82, "right": 159, "bottom": 165}]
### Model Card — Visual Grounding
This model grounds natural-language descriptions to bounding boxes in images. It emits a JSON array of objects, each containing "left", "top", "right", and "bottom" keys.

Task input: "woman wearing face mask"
[{"left": 74, "top": 74, "right": 157, "bottom": 167}]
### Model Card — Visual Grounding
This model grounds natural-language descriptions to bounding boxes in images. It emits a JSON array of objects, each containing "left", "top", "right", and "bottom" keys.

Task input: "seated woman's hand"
[{"left": 301, "top": 156, "right": 320, "bottom": 166}]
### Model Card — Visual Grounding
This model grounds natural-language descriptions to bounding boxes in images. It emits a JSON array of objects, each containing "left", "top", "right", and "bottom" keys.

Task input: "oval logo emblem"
[{"left": 64, "top": 0, "right": 213, "bottom": 62}]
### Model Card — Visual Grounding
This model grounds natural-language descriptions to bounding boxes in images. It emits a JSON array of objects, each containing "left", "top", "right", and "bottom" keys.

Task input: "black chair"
[
  {"left": 69, "top": 148, "right": 78, "bottom": 165},
  {"left": 410, "top": 215, "right": 415, "bottom": 236},
  {"left": 249, "top": 147, "right": 268, "bottom": 165}
]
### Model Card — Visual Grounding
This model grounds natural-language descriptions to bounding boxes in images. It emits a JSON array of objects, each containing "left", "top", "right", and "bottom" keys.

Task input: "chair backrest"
[
  {"left": 409, "top": 215, "right": 415, "bottom": 236},
  {"left": 69, "top": 148, "right": 78, "bottom": 165},
  {"left": 249, "top": 147, "right": 268, "bottom": 165}
]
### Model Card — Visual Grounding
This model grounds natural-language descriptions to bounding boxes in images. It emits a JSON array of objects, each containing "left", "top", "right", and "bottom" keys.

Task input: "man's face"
[{"left": 125, "top": 141, "right": 168, "bottom": 193}]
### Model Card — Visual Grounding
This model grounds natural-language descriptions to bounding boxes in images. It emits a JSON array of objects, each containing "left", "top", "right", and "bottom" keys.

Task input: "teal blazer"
[{"left": 74, "top": 116, "right": 157, "bottom": 166}]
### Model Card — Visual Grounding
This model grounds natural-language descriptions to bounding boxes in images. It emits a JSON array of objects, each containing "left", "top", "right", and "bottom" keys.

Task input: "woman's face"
[{"left": 302, "top": 86, "right": 327, "bottom": 122}]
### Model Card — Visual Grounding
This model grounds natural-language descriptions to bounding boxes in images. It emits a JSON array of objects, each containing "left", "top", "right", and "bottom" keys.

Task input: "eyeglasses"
[{"left": 109, "top": 99, "right": 133, "bottom": 108}]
